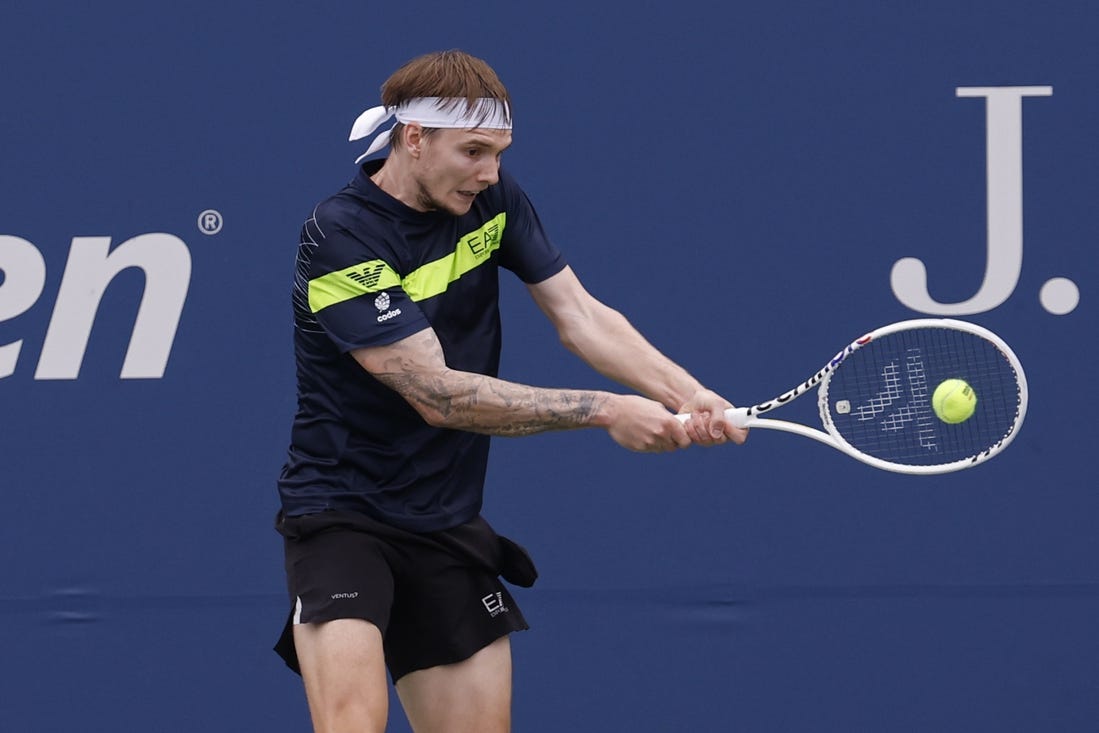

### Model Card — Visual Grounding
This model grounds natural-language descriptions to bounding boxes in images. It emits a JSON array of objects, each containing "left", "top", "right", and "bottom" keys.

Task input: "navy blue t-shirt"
[{"left": 278, "top": 160, "right": 566, "bottom": 532}]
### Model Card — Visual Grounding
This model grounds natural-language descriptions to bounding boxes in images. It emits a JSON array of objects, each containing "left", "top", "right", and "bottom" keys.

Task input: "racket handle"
[{"left": 674, "top": 406, "right": 751, "bottom": 429}]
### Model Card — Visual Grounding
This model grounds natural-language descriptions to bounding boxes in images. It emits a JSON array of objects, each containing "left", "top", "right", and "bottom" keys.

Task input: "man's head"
[
  {"left": 380, "top": 50, "right": 511, "bottom": 153},
  {"left": 351, "top": 50, "right": 513, "bottom": 215}
]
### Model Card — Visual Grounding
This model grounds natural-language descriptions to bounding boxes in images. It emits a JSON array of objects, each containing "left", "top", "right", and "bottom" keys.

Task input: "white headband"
[{"left": 349, "top": 97, "right": 512, "bottom": 164}]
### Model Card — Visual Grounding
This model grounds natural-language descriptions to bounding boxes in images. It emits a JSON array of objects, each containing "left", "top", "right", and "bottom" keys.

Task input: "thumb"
[{"left": 710, "top": 410, "right": 727, "bottom": 438}]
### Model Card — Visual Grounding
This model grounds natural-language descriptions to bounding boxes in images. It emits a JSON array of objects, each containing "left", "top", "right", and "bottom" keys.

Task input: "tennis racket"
[{"left": 678, "top": 319, "right": 1027, "bottom": 474}]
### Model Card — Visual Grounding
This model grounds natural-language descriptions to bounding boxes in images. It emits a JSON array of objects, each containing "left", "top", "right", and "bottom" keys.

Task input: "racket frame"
[{"left": 716, "top": 318, "right": 1028, "bottom": 474}]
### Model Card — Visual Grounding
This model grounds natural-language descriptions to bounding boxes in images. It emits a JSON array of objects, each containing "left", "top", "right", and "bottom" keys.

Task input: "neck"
[{"left": 370, "top": 155, "right": 430, "bottom": 212}]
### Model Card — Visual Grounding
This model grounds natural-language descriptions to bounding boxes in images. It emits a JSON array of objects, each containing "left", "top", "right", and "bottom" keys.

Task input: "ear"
[{"left": 403, "top": 123, "right": 424, "bottom": 158}]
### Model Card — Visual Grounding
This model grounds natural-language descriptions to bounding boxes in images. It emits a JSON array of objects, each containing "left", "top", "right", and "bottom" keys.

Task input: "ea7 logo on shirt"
[
  {"left": 374, "top": 291, "right": 402, "bottom": 322},
  {"left": 481, "top": 592, "right": 508, "bottom": 617},
  {"left": 462, "top": 215, "right": 504, "bottom": 258}
]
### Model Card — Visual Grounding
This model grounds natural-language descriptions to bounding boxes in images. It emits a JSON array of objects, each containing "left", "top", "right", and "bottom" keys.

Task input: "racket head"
[{"left": 818, "top": 319, "right": 1027, "bottom": 474}]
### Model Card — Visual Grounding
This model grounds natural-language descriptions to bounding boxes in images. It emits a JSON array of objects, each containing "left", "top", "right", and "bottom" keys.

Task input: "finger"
[
  {"left": 682, "top": 410, "right": 716, "bottom": 445},
  {"left": 670, "top": 420, "right": 692, "bottom": 449},
  {"left": 688, "top": 413, "right": 711, "bottom": 444},
  {"left": 687, "top": 414, "right": 719, "bottom": 446},
  {"left": 709, "top": 413, "right": 727, "bottom": 439}
]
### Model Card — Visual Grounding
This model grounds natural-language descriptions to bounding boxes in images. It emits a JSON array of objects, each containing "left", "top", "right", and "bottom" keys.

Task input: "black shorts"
[{"left": 273, "top": 510, "right": 537, "bottom": 682}]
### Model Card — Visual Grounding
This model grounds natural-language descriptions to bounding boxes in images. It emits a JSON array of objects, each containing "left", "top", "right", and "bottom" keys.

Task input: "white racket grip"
[{"left": 674, "top": 406, "right": 751, "bottom": 428}]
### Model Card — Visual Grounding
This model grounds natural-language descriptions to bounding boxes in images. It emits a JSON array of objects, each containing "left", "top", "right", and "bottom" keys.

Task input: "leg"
[
  {"left": 294, "top": 618, "right": 390, "bottom": 733},
  {"left": 395, "top": 635, "right": 513, "bottom": 733}
]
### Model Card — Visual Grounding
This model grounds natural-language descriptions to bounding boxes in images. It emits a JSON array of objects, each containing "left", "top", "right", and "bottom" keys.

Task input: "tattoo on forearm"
[{"left": 369, "top": 333, "right": 606, "bottom": 436}]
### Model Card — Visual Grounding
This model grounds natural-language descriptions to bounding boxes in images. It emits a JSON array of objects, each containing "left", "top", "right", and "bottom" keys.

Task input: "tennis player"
[{"left": 275, "top": 49, "right": 747, "bottom": 733}]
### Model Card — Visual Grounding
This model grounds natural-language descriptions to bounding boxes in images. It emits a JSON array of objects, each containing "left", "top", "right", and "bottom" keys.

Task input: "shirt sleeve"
[
  {"left": 304, "top": 214, "right": 429, "bottom": 353},
  {"left": 495, "top": 168, "right": 568, "bottom": 284}
]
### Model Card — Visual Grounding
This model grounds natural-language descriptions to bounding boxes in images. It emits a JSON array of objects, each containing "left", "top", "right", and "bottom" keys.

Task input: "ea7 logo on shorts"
[
  {"left": 481, "top": 592, "right": 508, "bottom": 617},
  {"left": 330, "top": 592, "right": 359, "bottom": 600}
]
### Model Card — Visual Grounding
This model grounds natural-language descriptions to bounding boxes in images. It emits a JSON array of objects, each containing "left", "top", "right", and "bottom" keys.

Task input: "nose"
[{"left": 477, "top": 157, "right": 500, "bottom": 186}]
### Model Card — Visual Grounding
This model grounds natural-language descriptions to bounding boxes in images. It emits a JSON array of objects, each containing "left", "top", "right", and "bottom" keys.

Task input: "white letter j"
[{"left": 891, "top": 86, "right": 1051, "bottom": 315}]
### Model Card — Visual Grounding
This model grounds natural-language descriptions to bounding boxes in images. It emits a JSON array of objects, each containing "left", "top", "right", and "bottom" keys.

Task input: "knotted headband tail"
[{"left": 348, "top": 97, "right": 512, "bottom": 163}]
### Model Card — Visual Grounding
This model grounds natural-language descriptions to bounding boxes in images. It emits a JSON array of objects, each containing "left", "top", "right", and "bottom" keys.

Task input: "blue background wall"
[{"left": 2, "top": 1, "right": 1095, "bottom": 730}]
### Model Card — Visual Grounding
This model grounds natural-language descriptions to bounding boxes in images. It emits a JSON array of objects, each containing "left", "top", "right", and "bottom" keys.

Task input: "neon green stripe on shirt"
[
  {"left": 402, "top": 213, "right": 506, "bottom": 302},
  {"left": 308, "top": 259, "right": 402, "bottom": 312},
  {"left": 308, "top": 213, "right": 508, "bottom": 313}
]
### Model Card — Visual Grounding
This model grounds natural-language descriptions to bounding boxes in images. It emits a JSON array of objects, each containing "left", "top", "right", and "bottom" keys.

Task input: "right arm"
[{"left": 351, "top": 328, "right": 691, "bottom": 452}]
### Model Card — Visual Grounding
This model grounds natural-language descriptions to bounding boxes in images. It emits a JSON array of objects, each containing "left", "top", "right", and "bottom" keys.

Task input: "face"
[{"left": 410, "top": 127, "right": 512, "bottom": 215}]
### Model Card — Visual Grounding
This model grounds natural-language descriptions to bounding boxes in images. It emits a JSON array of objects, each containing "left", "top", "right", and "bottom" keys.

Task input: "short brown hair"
[{"left": 380, "top": 50, "right": 511, "bottom": 149}]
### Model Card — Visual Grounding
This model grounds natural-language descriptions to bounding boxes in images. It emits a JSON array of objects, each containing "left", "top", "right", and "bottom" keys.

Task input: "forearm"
[
  {"left": 374, "top": 366, "right": 612, "bottom": 436},
  {"left": 355, "top": 326, "right": 706, "bottom": 452},
  {"left": 356, "top": 330, "right": 614, "bottom": 436},
  {"left": 560, "top": 303, "right": 704, "bottom": 410}
]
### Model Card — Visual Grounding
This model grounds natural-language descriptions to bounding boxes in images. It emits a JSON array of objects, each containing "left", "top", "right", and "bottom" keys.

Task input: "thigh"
[
  {"left": 395, "top": 635, "right": 513, "bottom": 733},
  {"left": 295, "top": 619, "right": 389, "bottom": 733}
]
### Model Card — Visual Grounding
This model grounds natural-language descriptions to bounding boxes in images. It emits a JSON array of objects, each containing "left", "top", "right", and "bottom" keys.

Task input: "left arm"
[{"left": 527, "top": 266, "right": 747, "bottom": 445}]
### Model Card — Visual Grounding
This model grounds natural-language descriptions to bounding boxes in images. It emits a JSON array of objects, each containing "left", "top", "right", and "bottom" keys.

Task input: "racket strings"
[{"left": 822, "top": 328, "right": 1022, "bottom": 466}]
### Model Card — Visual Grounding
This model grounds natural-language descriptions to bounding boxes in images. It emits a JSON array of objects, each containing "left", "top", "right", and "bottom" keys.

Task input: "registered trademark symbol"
[{"left": 197, "top": 209, "right": 223, "bottom": 235}]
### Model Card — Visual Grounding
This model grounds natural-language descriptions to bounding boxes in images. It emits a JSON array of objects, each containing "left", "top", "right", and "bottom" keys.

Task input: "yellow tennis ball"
[{"left": 932, "top": 379, "right": 977, "bottom": 424}]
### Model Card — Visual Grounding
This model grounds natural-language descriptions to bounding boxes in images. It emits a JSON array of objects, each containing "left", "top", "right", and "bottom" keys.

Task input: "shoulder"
[
  {"left": 299, "top": 191, "right": 403, "bottom": 276},
  {"left": 312, "top": 186, "right": 373, "bottom": 235},
  {"left": 306, "top": 183, "right": 405, "bottom": 254},
  {"left": 307, "top": 163, "right": 396, "bottom": 234}
]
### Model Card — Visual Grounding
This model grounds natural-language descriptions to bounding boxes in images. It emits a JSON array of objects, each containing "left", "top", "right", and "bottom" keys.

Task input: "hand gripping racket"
[{"left": 679, "top": 319, "right": 1027, "bottom": 474}]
